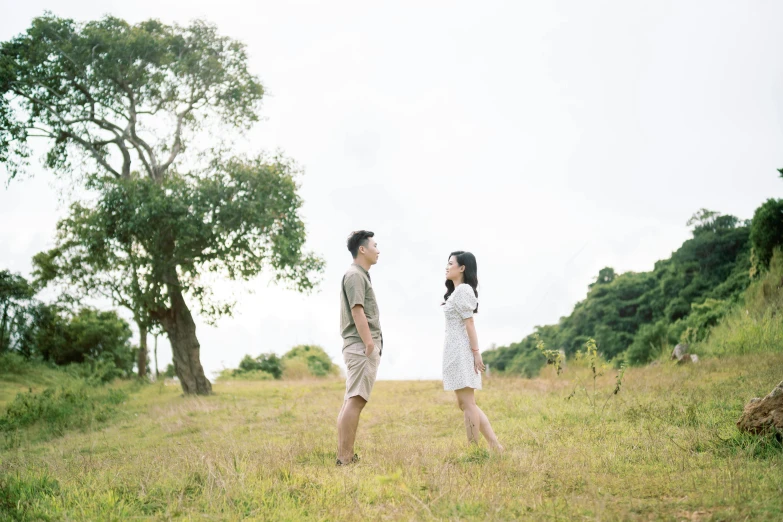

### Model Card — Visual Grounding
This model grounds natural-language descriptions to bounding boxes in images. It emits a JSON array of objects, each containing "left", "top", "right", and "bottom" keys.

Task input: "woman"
[{"left": 442, "top": 251, "right": 503, "bottom": 452}]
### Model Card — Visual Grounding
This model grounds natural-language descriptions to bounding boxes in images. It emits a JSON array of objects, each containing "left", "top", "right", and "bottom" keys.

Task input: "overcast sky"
[{"left": 2, "top": 1, "right": 782, "bottom": 380}]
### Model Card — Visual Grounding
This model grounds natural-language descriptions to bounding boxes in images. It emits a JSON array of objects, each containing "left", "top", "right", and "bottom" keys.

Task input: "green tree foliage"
[
  {"left": 484, "top": 209, "right": 752, "bottom": 374},
  {"left": 0, "top": 15, "right": 263, "bottom": 178},
  {"left": 0, "top": 269, "right": 134, "bottom": 380},
  {"left": 32, "top": 226, "right": 159, "bottom": 380},
  {"left": 0, "top": 15, "right": 324, "bottom": 395},
  {"left": 283, "top": 345, "right": 338, "bottom": 377},
  {"left": 750, "top": 199, "right": 783, "bottom": 272},
  {"left": 589, "top": 267, "right": 616, "bottom": 288},
  {"left": 19, "top": 305, "right": 134, "bottom": 375},
  {"left": 483, "top": 324, "right": 557, "bottom": 378},
  {"left": 226, "top": 345, "right": 337, "bottom": 380},
  {"left": 163, "top": 363, "right": 176, "bottom": 379},
  {"left": 625, "top": 321, "right": 668, "bottom": 365},
  {"left": 0, "top": 270, "right": 36, "bottom": 354},
  {"left": 237, "top": 353, "right": 283, "bottom": 379}
]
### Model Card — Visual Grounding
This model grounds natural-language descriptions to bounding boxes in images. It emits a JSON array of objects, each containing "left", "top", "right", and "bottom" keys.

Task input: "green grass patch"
[
  {"left": 0, "top": 384, "right": 129, "bottom": 448},
  {"left": 0, "top": 472, "right": 61, "bottom": 522},
  {"left": 1, "top": 349, "right": 782, "bottom": 520}
]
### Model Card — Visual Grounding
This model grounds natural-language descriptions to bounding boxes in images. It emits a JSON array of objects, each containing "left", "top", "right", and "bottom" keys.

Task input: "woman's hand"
[{"left": 473, "top": 351, "right": 485, "bottom": 374}]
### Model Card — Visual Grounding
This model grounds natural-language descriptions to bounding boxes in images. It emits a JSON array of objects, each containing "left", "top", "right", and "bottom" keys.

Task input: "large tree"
[
  {"left": 0, "top": 270, "right": 36, "bottom": 353},
  {"left": 1, "top": 15, "right": 323, "bottom": 394},
  {"left": 750, "top": 199, "right": 783, "bottom": 272}
]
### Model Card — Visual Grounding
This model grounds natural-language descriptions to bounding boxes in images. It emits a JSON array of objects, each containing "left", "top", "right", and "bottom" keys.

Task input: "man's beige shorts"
[{"left": 343, "top": 342, "right": 381, "bottom": 402}]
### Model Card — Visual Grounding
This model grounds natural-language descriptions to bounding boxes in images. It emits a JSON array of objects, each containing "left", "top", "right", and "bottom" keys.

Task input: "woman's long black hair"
[{"left": 443, "top": 251, "right": 479, "bottom": 313}]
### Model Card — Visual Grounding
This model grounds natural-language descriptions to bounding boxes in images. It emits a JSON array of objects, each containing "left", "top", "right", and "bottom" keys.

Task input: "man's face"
[{"left": 360, "top": 238, "right": 380, "bottom": 265}]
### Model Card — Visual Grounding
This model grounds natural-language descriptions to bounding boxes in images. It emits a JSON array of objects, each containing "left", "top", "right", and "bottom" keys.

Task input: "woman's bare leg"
[
  {"left": 476, "top": 406, "right": 503, "bottom": 451},
  {"left": 455, "top": 388, "right": 481, "bottom": 444},
  {"left": 455, "top": 388, "right": 503, "bottom": 451}
]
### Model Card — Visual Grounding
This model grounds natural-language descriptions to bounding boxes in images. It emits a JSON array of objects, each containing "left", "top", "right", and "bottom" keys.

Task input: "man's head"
[{"left": 347, "top": 230, "right": 379, "bottom": 265}]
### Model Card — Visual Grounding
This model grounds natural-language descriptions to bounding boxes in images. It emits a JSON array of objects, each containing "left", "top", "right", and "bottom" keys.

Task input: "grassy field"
[{"left": 1, "top": 353, "right": 783, "bottom": 521}]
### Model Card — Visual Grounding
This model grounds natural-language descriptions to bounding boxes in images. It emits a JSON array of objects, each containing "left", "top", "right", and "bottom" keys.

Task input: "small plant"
[
  {"left": 536, "top": 336, "right": 626, "bottom": 416},
  {"left": 568, "top": 339, "right": 626, "bottom": 415},
  {"left": 534, "top": 334, "right": 563, "bottom": 375}
]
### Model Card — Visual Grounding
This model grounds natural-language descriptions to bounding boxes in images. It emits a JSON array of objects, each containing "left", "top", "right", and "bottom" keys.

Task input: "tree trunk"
[
  {"left": 156, "top": 282, "right": 212, "bottom": 395},
  {"left": 137, "top": 322, "right": 148, "bottom": 379},
  {"left": 153, "top": 334, "right": 159, "bottom": 378},
  {"left": 0, "top": 304, "right": 8, "bottom": 353}
]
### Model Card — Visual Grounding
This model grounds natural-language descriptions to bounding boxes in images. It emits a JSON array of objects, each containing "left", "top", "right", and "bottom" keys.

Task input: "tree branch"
[
  {"left": 61, "top": 130, "right": 122, "bottom": 178},
  {"left": 157, "top": 108, "right": 189, "bottom": 174},
  {"left": 126, "top": 93, "right": 159, "bottom": 179}
]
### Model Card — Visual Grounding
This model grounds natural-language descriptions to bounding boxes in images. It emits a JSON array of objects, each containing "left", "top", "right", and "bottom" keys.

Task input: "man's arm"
[{"left": 351, "top": 305, "right": 375, "bottom": 356}]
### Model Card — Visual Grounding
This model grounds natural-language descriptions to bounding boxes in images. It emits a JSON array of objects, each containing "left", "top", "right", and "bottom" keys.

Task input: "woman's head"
[{"left": 444, "top": 251, "right": 479, "bottom": 311}]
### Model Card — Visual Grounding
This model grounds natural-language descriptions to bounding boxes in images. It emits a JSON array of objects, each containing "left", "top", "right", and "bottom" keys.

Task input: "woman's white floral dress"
[{"left": 442, "top": 283, "right": 481, "bottom": 391}]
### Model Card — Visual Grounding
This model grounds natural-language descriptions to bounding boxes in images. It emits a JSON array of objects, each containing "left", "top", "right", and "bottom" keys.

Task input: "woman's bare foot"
[{"left": 489, "top": 442, "right": 504, "bottom": 453}]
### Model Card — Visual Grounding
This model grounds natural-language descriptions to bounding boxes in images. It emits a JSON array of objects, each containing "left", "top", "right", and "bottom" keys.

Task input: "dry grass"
[{"left": 2, "top": 353, "right": 783, "bottom": 521}]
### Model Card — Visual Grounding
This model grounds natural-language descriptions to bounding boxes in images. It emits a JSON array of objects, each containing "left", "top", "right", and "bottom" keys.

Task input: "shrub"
[
  {"left": 220, "top": 345, "right": 338, "bottom": 381},
  {"left": 217, "top": 368, "right": 274, "bottom": 381},
  {"left": 626, "top": 321, "right": 669, "bottom": 365},
  {"left": 744, "top": 248, "right": 783, "bottom": 316},
  {"left": 0, "top": 385, "right": 127, "bottom": 447},
  {"left": 281, "top": 357, "right": 312, "bottom": 380},
  {"left": 63, "top": 354, "right": 129, "bottom": 385},
  {"left": 696, "top": 248, "right": 783, "bottom": 357},
  {"left": 9, "top": 304, "right": 135, "bottom": 379},
  {"left": 0, "top": 352, "right": 35, "bottom": 375},
  {"left": 697, "top": 308, "right": 783, "bottom": 357},
  {"left": 282, "top": 345, "right": 338, "bottom": 378},
  {"left": 236, "top": 353, "right": 283, "bottom": 379},
  {"left": 679, "top": 298, "right": 732, "bottom": 344}
]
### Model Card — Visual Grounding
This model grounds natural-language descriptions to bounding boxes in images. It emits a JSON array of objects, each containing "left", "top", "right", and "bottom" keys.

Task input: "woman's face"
[{"left": 445, "top": 255, "right": 465, "bottom": 282}]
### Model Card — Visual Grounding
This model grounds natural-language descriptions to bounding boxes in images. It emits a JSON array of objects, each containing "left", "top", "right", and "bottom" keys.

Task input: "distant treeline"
[
  {"left": 217, "top": 345, "right": 339, "bottom": 381},
  {"left": 0, "top": 275, "right": 135, "bottom": 383},
  {"left": 483, "top": 195, "right": 783, "bottom": 377}
]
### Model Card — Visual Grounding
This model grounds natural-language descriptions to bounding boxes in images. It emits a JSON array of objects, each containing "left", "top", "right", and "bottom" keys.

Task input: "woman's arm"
[{"left": 464, "top": 317, "right": 485, "bottom": 373}]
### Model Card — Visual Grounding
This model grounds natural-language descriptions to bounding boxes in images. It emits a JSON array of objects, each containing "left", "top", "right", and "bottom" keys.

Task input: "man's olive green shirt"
[{"left": 340, "top": 263, "right": 383, "bottom": 350}]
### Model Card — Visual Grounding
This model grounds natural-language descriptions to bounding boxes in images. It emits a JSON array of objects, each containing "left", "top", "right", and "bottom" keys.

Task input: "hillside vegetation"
[{"left": 484, "top": 204, "right": 783, "bottom": 377}]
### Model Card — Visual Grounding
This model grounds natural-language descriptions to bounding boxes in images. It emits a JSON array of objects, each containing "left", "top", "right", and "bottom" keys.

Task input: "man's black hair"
[{"left": 347, "top": 230, "right": 375, "bottom": 258}]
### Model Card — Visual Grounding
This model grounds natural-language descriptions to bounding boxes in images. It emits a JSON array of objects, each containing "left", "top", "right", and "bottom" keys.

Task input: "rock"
[
  {"left": 736, "top": 380, "right": 783, "bottom": 436},
  {"left": 675, "top": 354, "right": 699, "bottom": 364},
  {"left": 671, "top": 343, "right": 689, "bottom": 360},
  {"left": 671, "top": 344, "right": 698, "bottom": 364}
]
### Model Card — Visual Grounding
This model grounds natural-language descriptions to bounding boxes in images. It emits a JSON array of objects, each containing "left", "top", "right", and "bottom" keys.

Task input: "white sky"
[{"left": 1, "top": 1, "right": 782, "bottom": 380}]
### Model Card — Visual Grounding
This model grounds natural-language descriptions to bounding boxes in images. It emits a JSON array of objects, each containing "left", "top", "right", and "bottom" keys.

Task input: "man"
[{"left": 336, "top": 230, "right": 382, "bottom": 466}]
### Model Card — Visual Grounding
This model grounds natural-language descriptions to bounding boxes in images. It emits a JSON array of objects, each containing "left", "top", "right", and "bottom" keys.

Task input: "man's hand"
[
  {"left": 473, "top": 351, "right": 485, "bottom": 374},
  {"left": 365, "top": 343, "right": 375, "bottom": 357}
]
